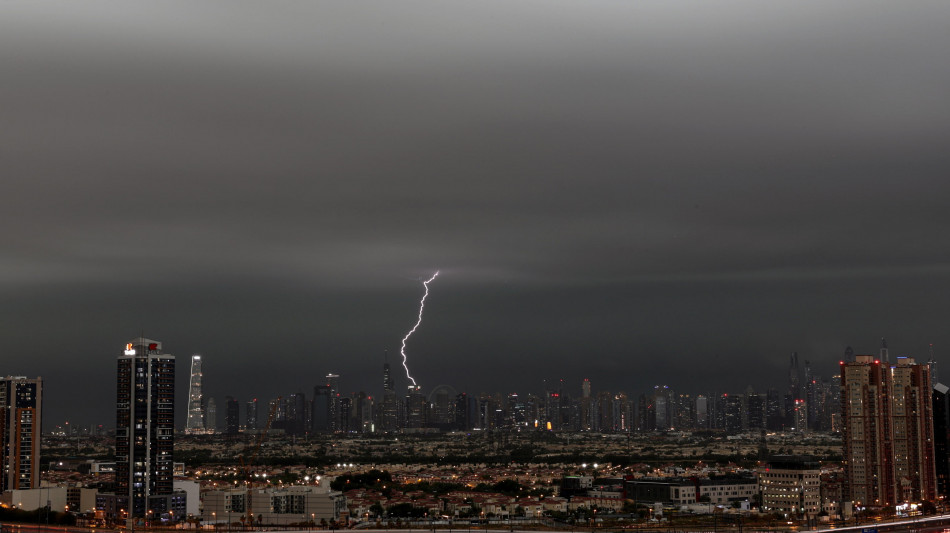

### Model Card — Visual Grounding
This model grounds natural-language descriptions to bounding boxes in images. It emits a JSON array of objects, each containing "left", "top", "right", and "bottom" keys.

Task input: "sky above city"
[{"left": 3, "top": 1, "right": 950, "bottom": 429}]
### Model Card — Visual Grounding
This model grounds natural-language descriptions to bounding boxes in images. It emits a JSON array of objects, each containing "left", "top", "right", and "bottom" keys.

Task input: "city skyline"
[
  {"left": 32, "top": 338, "right": 929, "bottom": 431},
  {"left": 3, "top": 1, "right": 950, "bottom": 429}
]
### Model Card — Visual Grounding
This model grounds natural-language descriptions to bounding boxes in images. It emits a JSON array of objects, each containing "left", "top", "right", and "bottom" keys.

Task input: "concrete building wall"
[
  {"left": 173, "top": 480, "right": 200, "bottom": 517},
  {"left": 1, "top": 486, "right": 67, "bottom": 511}
]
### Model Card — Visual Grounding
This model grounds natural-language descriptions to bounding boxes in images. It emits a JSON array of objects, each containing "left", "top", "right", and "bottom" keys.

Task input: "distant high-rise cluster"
[
  {"left": 182, "top": 331, "right": 946, "bottom": 517},
  {"left": 219, "top": 345, "right": 851, "bottom": 436}
]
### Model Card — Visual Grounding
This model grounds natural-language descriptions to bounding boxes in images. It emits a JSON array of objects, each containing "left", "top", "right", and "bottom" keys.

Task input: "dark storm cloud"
[{"left": 2, "top": 1, "right": 950, "bottom": 426}]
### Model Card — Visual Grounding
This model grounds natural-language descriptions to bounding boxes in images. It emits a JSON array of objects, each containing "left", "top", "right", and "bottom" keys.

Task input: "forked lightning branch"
[{"left": 400, "top": 270, "right": 439, "bottom": 387}]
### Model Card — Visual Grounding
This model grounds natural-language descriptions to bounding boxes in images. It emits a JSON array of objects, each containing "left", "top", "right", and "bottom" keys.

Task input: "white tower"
[{"left": 185, "top": 355, "right": 206, "bottom": 434}]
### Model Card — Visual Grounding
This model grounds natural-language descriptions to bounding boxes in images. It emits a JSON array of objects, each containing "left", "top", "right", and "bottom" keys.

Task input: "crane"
[{"left": 239, "top": 396, "right": 281, "bottom": 484}]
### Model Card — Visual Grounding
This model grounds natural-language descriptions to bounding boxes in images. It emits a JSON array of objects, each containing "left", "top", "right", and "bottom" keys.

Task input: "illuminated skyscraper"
[
  {"left": 933, "top": 383, "right": 950, "bottom": 498},
  {"left": 766, "top": 388, "right": 784, "bottom": 430},
  {"left": 612, "top": 392, "right": 631, "bottom": 432},
  {"left": 185, "top": 355, "right": 205, "bottom": 434},
  {"left": 427, "top": 384, "right": 457, "bottom": 428},
  {"left": 326, "top": 374, "right": 340, "bottom": 431},
  {"left": 841, "top": 355, "right": 936, "bottom": 507},
  {"left": 792, "top": 398, "right": 807, "bottom": 431},
  {"left": 379, "top": 356, "right": 398, "bottom": 432},
  {"left": 206, "top": 397, "right": 217, "bottom": 432},
  {"left": 597, "top": 390, "right": 613, "bottom": 431},
  {"left": 0, "top": 376, "right": 42, "bottom": 491},
  {"left": 724, "top": 394, "right": 743, "bottom": 434},
  {"left": 746, "top": 392, "right": 764, "bottom": 430},
  {"left": 246, "top": 399, "right": 258, "bottom": 431},
  {"left": 405, "top": 385, "right": 426, "bottom": 428},
  {"left": 339, "top": 397, "right": 352, "bottom": 431},
  {"left": 653, "top": 385, "right": 672, "bottom": 430},
  {"left": 695, "top": 395, "right": 709, "bottom": 429},
  {"left": 284, "top": 392, "right": 307, "bottom": 435},
  {"left": 382, "top": 351, "right": 394, "bottom": 393},
  {"left": 580, "top": 379, "right": 592, "bottom": 431},
  {"left": 115, "top": 338, "right": 175, "bottom": 518},
  {"left": 788, "top": 352, "right": 800, "bottom": 400},
  {"left": 890, "top": 356, "right": 936, "bottom": 502},
  {"left": 313, "top": 385, "right": 331, "bottom": 433},
  {"left": 353, "top": 391, "right": 373, "bottom": 433}
]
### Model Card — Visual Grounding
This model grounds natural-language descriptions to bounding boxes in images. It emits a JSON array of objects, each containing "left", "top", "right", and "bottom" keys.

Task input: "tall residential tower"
[
  {"left": 841, "top": 355, "right": 936, "bottom": 507},
  {"left": 115, "top": 338, "right": 176, "bottom": 518},
  {"left": 0, "top": 376, "right": 42, "bottom": 492}
]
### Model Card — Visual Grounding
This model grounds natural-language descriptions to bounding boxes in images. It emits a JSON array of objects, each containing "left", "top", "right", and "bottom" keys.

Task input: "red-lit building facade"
[
  {"left": 0, "top": 376, "right": 42, "bottom": 491},
  {"left": 841, "top": 355, "right": 936, "bottom": 507}
]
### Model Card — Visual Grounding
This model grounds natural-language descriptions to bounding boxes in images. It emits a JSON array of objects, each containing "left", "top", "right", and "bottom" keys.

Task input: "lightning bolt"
[{"left": 400, "top": 270, "right": 439, "bottom": 386}]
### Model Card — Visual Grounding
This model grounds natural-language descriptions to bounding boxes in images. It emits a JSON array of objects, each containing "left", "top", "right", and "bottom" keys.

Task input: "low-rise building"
[
  {"left": 625, "top": 475, "right": 757, "bottom": 506},
  {"left": 759, "top": 455, "right": 821, "bottom": 517},
  {"left": 566, "top": 496, "right": 625, "bottom": 512},
  {"left": 66, "top": 486, "right": 99, "bottom": 514},
  {"left": 697, "top": 475, "right": 758, "bottom": 505},
  {"left": 202, "top": 485, "right": 345, "bottom": 526},
  {"left": 173, "top": 479, "right": 200, "bottom": 518},
  {"left": 1, "top": 486, "right": 67, "bottom": 511},
  {"left": 560, "top": 476, "right": 593, "bottom": 498},
  {"left": 96, "top": 491, "right": 186, "bottom": 523}
]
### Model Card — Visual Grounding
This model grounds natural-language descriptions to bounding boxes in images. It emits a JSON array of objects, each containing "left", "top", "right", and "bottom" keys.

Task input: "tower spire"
[
  {"left": 929, "top": 343, "right": 938, "bottom": 388},
  {"left": 789, "top": 351, "right": 800, "bottom": 400}
]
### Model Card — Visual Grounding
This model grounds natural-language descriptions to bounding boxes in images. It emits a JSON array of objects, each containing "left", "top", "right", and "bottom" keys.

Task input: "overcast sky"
[{"left": 3, "top": 1, "right": 950, "bottom": 429}]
